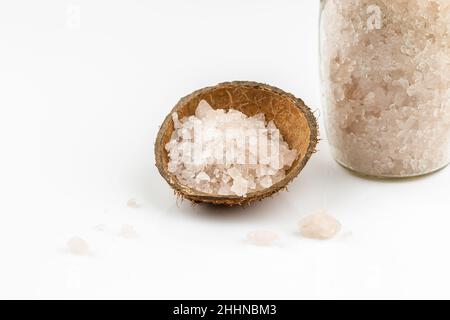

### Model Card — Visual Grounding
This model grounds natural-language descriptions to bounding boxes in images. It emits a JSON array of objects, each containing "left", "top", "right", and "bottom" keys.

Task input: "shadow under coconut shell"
[{"left": 179, "top": 192, "right": 301, "bottom": 225}]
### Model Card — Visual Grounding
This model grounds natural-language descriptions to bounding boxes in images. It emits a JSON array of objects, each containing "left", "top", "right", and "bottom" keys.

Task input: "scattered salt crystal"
[
  {"left": 246, "top": 230, "right": 279, "bottom": 247},
  {"left": 259, "top": 176, "right": 272, "bottom": 189},
  {"left": 165, "top": 100, "right": 297, "bottom": 197},
  {"left": 119, "top": 224, "right": 138, "bottom": 239},
  {"left": 67, "top": 236, "right": 90, "bottom": 255},
  {"left": 127, "top": 199, "right": 140, "bottom": 208},
  {"left": 298, "top": 211, "right": 341, "bottom": 240}
]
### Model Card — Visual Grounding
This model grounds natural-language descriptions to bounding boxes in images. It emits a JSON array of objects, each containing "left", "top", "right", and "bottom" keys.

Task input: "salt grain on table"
[
  {"left": 127, "top": 199, "right": 140, "bottom": 208},
  {"left": 246, "top": 230, "right": 280, "bottom": 247},
  {"left": 67, "top": 236, "right": 90, "bottom": 255}
]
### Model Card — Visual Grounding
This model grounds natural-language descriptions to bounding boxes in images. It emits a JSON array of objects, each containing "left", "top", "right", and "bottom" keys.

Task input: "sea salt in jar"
[{"left": 320, "top": 0, "right": 450, "bottom": 177}]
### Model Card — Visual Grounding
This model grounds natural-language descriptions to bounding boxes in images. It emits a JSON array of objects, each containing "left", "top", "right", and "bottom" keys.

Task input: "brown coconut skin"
[{"left": 155, "top": 81, "right": 319, "bottom": 206}]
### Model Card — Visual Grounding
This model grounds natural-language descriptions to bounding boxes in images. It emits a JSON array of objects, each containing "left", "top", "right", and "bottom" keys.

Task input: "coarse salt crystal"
[
  {"left": 230, "top": 176, "right": 249, "bottom": 197},
  {"left": 298, "top": 211, "right": 341, "bottom": 240},
  {"left": 195, "top": 99, "right": 215, "bottom": 119},
  {"left": 259, "top": 176, "right": 273, "bottom": 189},
  {"left": 195, "top": 172, "right": 211, "bottom": 183},
  {"left": 127, "top": 199, "right": 140, "bottom": 208},
  {"left": 67, "top": 236, "right": 90, "bottom": 255},
  {"left": 246, "top": 230, "right": 280, "bottom": 247}
]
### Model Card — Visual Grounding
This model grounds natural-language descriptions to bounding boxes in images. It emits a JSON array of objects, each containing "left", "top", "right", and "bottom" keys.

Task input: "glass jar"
[{"left": 320, "top": 0, "right": 450, "bottom": 177}]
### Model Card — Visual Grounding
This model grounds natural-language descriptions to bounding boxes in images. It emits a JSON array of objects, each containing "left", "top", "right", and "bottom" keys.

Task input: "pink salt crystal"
[
  {"left": 222, "top": 174, "right": 231, "bottom": 183},
  {"left": 247, "top": 178, "right": 256, "bottom": 190},
  {"left": 282, "top": 147, "right": 298, "bottom": 167},
  {"left": 298, "top": 211, "right": 341, "bottom": 240},
  {"left": 181, "top": 128, "right": 192, "bottom": 141},
  {"left": 218, "top": 184, "right": 231, "bottom": 195},
  {"left": 127, "top": 199, "right": 139, "bottom": 208},
  {"left": 67, "top": 236, "right": 90, "bottom": 255},
  {"left": 195, "top": 100, "right": 214, "bottom": 119},
  {"left": 168, "top": 161, "right": 178, "bottom": 173},
  {"left": 231, "top": 176, "right": 249, "bottom": 197},
  {"left": 119, "top": 224, "right": 138, "bottom": 239},
  {"left": 171, "top": 112, "right": 182, "bottom": 129},
  {"left": 259, "top": 176, "right": 272, "bottom": 189},
  {"left": 227, "top": 167, "right": 242, "bottom": 179},
  {"left": 195, "top": 172, "right": 210, "bottom": 183},
  {"left": 267, "top": 120, "right": 277, "bottom": 130},
  {"left": 246, "top": 230, "right": 280, "bottom": 247}
]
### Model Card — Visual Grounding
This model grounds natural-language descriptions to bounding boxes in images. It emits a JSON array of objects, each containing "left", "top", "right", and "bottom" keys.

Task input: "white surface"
[{"left": 1, "top": 0, "right": 449, "bottom": 300}]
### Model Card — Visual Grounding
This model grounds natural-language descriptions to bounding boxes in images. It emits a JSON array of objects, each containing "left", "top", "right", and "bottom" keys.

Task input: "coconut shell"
[{"left": 155, "top": 81, "right": 318, "bottom": 206}]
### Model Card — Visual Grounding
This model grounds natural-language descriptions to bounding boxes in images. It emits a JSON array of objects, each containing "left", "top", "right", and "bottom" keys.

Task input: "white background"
[{"left": 1, "top": 0, "right": 449, "bottom": 300}]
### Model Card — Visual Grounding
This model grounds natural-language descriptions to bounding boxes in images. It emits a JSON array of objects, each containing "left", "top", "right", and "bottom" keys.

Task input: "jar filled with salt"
[{"left": 320, "top": 0, "right": 450, "bottom": 177}]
